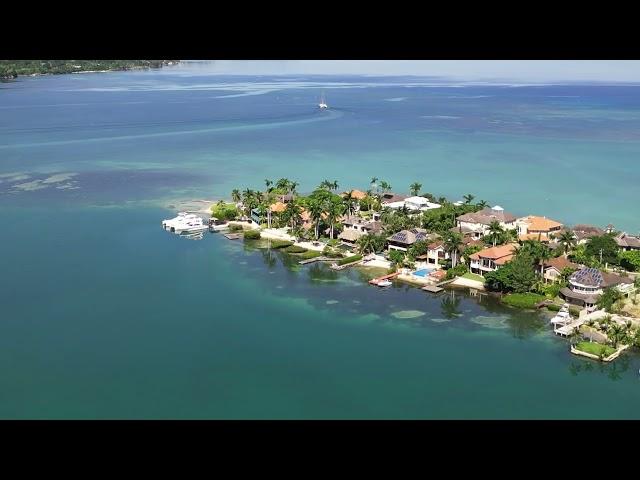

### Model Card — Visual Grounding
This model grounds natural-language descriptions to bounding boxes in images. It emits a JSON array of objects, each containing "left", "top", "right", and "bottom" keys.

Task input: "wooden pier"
[
  {"left": 421, "top": 285, "right": 444, "bottom": 293},
  {"left": 554, "top": 318, "right": 585, "bottom": 337},
  {"left": 369, "top": 272, "right": 400, "bottom": 286},
  {"left": 298, "top": 256, "right": 331, "bottom": 265}
]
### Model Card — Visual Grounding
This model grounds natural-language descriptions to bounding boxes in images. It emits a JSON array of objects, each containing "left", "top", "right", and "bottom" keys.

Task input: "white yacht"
[
  {"left": 377, "top": 279, "right": 393, "bottom": 287},
  {"left": 162, "top": 212, "right": 208, "bottom": 234},
  {"left": 318, "top": 92, "right": 328, "bottom": 109},
  {"left": 550, "top": 304, "right": 571, "bottom": 326}
]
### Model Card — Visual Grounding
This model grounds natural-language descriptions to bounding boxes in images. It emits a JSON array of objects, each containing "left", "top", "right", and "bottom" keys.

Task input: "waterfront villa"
[
  {"left": 614, "top": 232, "right": 640, "bottom": 251},
  {"left": 384, "top": 195, "right": 442, "bottom": 212},
  {"left": 387, "top": 228, "right": 432, "bottom": 252},
  {"left": 456, "top": 206, "right": 517, "bottom": 239},
  {"left": 381, "top": 192, "right": 408, "bottom": 205},
  {"left": 566, "top": 224, "right": 604, "bottom": 245},
  {"left": 337, "top": 215, "right": 383, "bottom": 245},
  {"left": 560, "top": 267, "right": 634, "bottom": 309},
  {"left": 468, "top": 243, "right": 518, "bottom": 276},
  {"left": 342, "top": 189, "right": 367, "bottom": 200},
  {"left": 516, "top": 215, "right": 563, "bottom": 242},
  {"left": 541, "top": 257, "right": 579, "bottom": 284}
]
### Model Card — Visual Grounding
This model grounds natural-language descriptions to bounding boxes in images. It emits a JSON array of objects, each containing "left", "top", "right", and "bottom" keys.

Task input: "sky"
[{"left": 180, "top": 60, "right": 640, "bottom": 84}]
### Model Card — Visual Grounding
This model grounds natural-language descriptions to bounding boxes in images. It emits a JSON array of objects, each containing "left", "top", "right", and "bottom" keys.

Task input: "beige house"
[
  {"left": 468, "top": 243, "right": 518, "bottom": 276},
  {"left": 516, "top": 215, "right": 563, "bottom": 242},
  {"left": 456, "top": 206, "right": 517, "bottom": 239},
  {"left": 541, "top": 257, "right": 578, "bottom": 284}
]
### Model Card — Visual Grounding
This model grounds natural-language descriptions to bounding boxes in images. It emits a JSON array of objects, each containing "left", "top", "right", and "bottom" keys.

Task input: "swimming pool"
[{"left": 412, "top": 268, "right": 434, "bottom": 277}]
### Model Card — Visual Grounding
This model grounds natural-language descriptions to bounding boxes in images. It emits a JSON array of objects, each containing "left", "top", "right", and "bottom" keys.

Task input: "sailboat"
[{"left": 318, "top": 92, "right": 328, "bottom": 109}]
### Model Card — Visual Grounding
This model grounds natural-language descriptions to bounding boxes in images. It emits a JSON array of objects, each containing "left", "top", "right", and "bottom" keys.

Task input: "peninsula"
[{"left": 0, "top": 60, "right": 179, "bottom": 79}]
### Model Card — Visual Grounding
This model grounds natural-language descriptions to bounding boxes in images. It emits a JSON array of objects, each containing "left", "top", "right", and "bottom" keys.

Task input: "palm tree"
[
  {"left": 357, "top": 235, "right": 375, "bottom": 255},
  {"left": 331, "top": 180, "right": 339, "bottom": 192},
  {"left": 231, "top": 189, "right": 241, "bottom": 204},
  {"left": 307, "top": 197, "right": 324, "bottom": 240},
  {"left": 476, "top": 200, "right": 489, "bottom": 209},
  {"left": 319, "top": 179, "right": 333, "bottom": 191},
  {"left": 275, "top": 178, "right": 290, "bottom": 191},
  {"left": 264, "top": 179, "right": 273, "bottom": 193},
  {"left": 410, "top": 182, "right": 422, "bottom": 196},
  {"left": 343, "top": 190, "right": 355, "bottom": 216},
  {"left": 282, "top": 199, "right": 302, "bottom": 231},
  {"left": 538, "top": 246, "right": 552, "bottom": 277},
  {"left": 289, "top": 181, "right": 299, "bottom": 196},
  {"left": 444, "top": 232, "right": 464, "bottom": 268},
  {"left": 557, "top": 230, "right": 577, "bottom": 257},
  {"left": 379, "top": 180, "right": 391, "bottom": 193},
  {"left": 327, "top": 196, "right": 345, "bottom": 240},
  {"left": 487, "top": 220, "right": 505, "bottom": 247},
  {"left": 463, "top": 193, "right": 475, "bottom": 204}
]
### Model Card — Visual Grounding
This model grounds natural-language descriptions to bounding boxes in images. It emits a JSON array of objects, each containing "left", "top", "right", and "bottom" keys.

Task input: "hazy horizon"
[{"left": 173, "top": 60, "right": 640, "bottom": 84}]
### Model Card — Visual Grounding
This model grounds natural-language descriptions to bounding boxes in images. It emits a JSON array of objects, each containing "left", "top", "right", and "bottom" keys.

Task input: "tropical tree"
[
  {"left": 444, "top": 231, "right": 464, "bottom": 268},
  {"left": 343, "top": 190, "right": 356, "bottom": 216},
  {"left": 306, "top": 197, "right": 325, "bottom": 240},
  {"left": 389, "top": 250, "right": 406, "bottom": 271},
  {"left": 585, "top": 234, "right": 620, "bottom": 266},
  {"left": 326, "top": 195, "right": 346, "bottom": 240},
  {"left": 379, "top": 180, "right": 392, "bottom": 193},
  {"left": 487, "top": 220, "right": 505, "bottom": 247},
  {"left": 597, "top": 287, "right": 622, "bottom": 313},
  {"left": 556, "top": 230, "right": 577, "bottom": 257},
  {"left": 410, "top": 182, "right": 422, "bottom": 196},
  {"left": 476, "top": 199, "right": 489, "bottom": 209},
  {"left": 231, "top": 189, "right": 241, "bottom": 203},
  {"left": 463, "top": 193, "right": 475, "bottom": 204},
  {"left": 264, "top": 179, "right": 273, "bottom": 193},
  {"left": 281, "top": 199, "right": 303, "bottom": 231},
  {"left": 289, "top": 181, "right": 299, "bottom": 195},
  {"left": 275, "top": 178, "right": 290, "bottom": 191}
]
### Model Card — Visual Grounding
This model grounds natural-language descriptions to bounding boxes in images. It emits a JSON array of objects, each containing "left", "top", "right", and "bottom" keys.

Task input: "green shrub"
[
  {"left": 300, "top": 250, "right": 322, "bottom": 260},
  {"left": 546, "top": 304, "right": 561, "bottom": 312},
  {"left": 327, "top": 239, "right": 339, "bottom": 247},
  {"left": 211, "top": 202, "right": 239, "bottom": 221},
  {"left": 228, "top": 224, "right": 244, "bottom": 232},
  {"left": 337, "top": 254, "right": 363, "bottom": 266},
  {"left": 502, "top": 293, "right": 546, "bottom": 309},
  {"left": 269, "top": 240, "right": 294, "bottom": 249},
  {"left": 283, "top": 245, "right": 308, "bottom": 254},
  {"left": 445, "top": 264, "right": 468, "bottom": 280},
  {"left": 569, "top": 307, "right": 581, "bottom": 317},
  {"left": 243, "top": 230, "right": 261, "bottom": 240}
]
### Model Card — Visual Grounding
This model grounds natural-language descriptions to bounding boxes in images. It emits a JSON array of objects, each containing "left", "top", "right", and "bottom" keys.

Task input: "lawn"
[
  {"left": 575, "top": 341, "right": 616, "bottom": 357},
  {"left": 502, "top": 293, "right": 546, "bottom": 309},
  {"left": 461, "top": 272, "right": 485, "bottom": 283}
]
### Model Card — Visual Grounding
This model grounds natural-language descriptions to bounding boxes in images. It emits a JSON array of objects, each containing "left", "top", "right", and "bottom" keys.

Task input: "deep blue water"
[{"left": 1, "top": 67, "right": 639, "bottom": 418}]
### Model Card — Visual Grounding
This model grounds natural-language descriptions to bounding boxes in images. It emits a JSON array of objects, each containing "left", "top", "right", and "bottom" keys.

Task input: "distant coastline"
[{"left": 0, "top": 60, "right": 180, "bottom": 80}]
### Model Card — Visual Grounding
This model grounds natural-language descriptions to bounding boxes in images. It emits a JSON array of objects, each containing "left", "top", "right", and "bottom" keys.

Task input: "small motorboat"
[
  {"left": 377, "top": 279, "right": 392, "bottom": 287},
  {"left": 550, "top": 304, "right": 571, "bottom": 326}
]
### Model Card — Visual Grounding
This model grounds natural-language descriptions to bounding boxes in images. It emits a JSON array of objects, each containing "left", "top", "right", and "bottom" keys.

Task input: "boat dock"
[
  {"left": 369, "top": 272, "right": 400, "bottom": 286},
  {"left": 298, "top": 256, "right": 331, "bottom": 265},
  {"left": 554, "top": 317, "right": 585, "bottom": 337},
  {"left": 421, "top": 285, "right": 444, "bottom": 293},
  {"left": 224, "top": 233, "right": 242, "bottom": 240}
]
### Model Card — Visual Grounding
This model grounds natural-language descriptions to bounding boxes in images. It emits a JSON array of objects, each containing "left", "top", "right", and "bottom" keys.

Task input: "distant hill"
[{"left": 0, "top": 60, "right": 179, "bottom": 79}]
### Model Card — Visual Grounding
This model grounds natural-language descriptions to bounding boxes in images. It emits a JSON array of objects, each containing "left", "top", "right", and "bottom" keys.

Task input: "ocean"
[{"left": 1, "top": 66, "right": 639, "bottom": 418}]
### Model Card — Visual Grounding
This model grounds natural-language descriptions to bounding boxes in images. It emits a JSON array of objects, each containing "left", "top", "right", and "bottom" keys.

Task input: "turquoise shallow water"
[{"left": 1, "top": 68, "right": 640, "bottom": 418}]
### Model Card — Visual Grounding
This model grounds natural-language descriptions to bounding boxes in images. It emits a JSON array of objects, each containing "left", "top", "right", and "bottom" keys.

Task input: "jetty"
[
  {"left": 554, "top": 317, "right": 585, "bottom": 337},
  {"left": 298, "top": 256, "right": 332, "bottom": 265},
  {"left": 369, "top": 272, "right": 400, "bottom": 286},
  {"left": 224, "top": 233, "right": 242, "bottom": 240},
  {"left": 421, "top": 285, "right": 444, "bottom": 293}
]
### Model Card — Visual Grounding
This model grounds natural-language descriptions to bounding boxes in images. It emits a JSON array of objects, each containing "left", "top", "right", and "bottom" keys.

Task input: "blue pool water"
[{"left": 413, "top": 268, "right": 434, "bottom": 277}]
